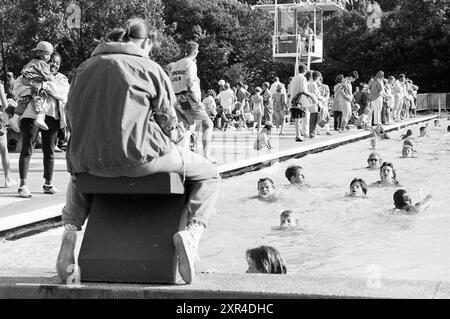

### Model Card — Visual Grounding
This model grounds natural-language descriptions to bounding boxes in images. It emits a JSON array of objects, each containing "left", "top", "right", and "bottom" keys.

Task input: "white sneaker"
[
  {"left": 35, "top": 114, "right": 49, "bottom": 131},
  {"left": 9, "top": 114, "right": 20, "bottom": 133},
  {"left": 173, "top": 222, "right": 204, "bottom": 284}
]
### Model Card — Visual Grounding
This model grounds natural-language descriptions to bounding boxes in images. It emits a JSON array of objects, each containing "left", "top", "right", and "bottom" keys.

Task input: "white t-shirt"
[
  {"left": 217, "top": 88, "right": 235, "bottom": 112},
  {"left": 170, "top": 57, "right": 201, "bottom": 100}
]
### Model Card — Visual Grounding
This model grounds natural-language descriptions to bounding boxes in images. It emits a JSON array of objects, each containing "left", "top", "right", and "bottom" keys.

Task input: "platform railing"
[{"left": 416, "top": 93, "right": 449, "bottom": 111}]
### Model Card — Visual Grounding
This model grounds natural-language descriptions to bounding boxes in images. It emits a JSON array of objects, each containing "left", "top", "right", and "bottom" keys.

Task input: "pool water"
[{"left": 199, "top": 119, "right": 450, "bottom": 281}]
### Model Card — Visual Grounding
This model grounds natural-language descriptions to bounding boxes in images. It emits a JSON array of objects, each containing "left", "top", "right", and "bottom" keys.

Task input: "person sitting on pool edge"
[
  {"left": 279, "top": 210, "right": 298, "bottom": 228},
  {"left": 393, "top": 189, "right": 433, "bottom": 214},
  {"left": 285, "top": 165, "right": 306, "bottom": 185},
  {"left": 372, "top": 162, "right": 402, "bottom": 187},
  {"left": 367, "top": 152, "right": 382, "bottom": 170},
  {"left": 257, "top": 177, "right": 277, "bottom": 201},
  {"left": 246, "top": 245, "right": 287, "bottom": 274},
  {"left": 349, "top": 178, "right": 367, "bottom": 197}
]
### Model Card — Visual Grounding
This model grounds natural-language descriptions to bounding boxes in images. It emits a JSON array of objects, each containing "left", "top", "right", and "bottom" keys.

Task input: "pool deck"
[{"left": 0, "top": 113, "right": 445, "bottom": 299}]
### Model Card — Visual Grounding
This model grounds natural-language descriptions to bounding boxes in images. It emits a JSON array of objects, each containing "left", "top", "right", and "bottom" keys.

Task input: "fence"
[{"left": 416, "top": 93, "right": 449, "bottom": 111}]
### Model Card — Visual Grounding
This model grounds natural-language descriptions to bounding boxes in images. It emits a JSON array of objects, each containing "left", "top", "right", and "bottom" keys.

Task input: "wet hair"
[
  {"left": 419, "top": 126, "right": 426, "bottom": 132},
  {"left": 280, "top": 210, "right": 294, "bottom": 220},
  {"left": 104, "top": 18, "right": 159, "bottom": 48},
  {"left": 335, "top": 74, "right": 344, "bottom": 83},
  {"left": 402, "top": 145, "right": 413, "bottom": 157},
  {"left": 257, "top": 177, "right": 274, "bottom": 189},
  {"left": 380, "top": 162, "right": 397, "bottom": 181},
  {"left": 447, "top": 125, "right": 450, "bottom": 132},
  {"left": 350, "top": 178, "right": 368, "bottom": 195},
  {"left": 403, "top": 139, "right": 414, "bottom": 148},
  {"left": 349, "top": 70, "right": 359, "bottom": 79},
  {"left": 246, "top": 245, "right": 287, "bottom": 274},
  {"left": 298, "top": 63, "right": 307, "bottom": 74},
  {"left": 285, "top": 165, "right": 302, "bottom": 182},
  {"left": 401, "top": 129, "right": 413, "bottom": 140},
  {"left": 393, "top": 189, "right": 411, "bottom": 209}
]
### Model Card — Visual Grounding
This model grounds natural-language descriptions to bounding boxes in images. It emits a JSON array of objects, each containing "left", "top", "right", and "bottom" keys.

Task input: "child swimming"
[
  {"left": 393, "top": 189, "right": 433, "bottom": 214},
  {"left": 434, "top": 120, "right": 440, "bottom": 127},
  {"left": 279, "top": 210, "right": 298, "bottom": 227},
  {"left": 246, "top": 245, "right": 287, "bottom": 274},
  {"left": 400, "top": 129, "right": 413, "bottom": 140},
  {"left": 402, "top": 144, "right": 414, "bottom": 158},
  {"left": 370, "top": 137, "right": 378, "bottom": 150},
  {"left": 367, "top": 152, "right": 382, "bottom": 170},
  {"left": 418, "top": 126, "right": 428, "bottom": 137},
  {"left": 372, "top": 162, "right": 402, "bottom": 187},
  {"left": 285, "top": 165, "right": 305, "bottom": 185},
  {"left": 257, "top": 177, "right": 277, "bottom": 201},
  {"left": 349, "top": 178, "right": 367, "bottom": 197}
]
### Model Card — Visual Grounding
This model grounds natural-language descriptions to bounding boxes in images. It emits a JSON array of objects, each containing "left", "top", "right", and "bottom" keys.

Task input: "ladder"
[{"left": 294, "top": 33, "right": 313, "bottom": 75}]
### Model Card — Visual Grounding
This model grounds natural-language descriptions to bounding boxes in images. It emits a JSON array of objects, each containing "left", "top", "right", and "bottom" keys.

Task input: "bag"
[{"left": 292, "top": 92, "right": 310, "bottom": 112}]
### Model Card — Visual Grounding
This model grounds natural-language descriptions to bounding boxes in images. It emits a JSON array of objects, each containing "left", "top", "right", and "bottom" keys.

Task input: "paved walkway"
[{"left": 0, "top": 114, "right": 438, "bottom": 234}]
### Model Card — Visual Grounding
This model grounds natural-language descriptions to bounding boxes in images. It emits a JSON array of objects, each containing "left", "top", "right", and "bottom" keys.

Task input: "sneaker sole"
[
  {"left": 56, "top": 231, "right": 77, "bottom": 282},
  {"left": 173, "top": 232, "right": 195, "bottom": 284}
]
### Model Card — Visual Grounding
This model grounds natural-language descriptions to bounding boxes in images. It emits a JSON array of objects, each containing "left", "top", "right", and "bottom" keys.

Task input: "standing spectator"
[
  {"left": 262, "top": 82, "right": 273, "bottom": 124},
  {"left": 354, "top": 84, "right": 368, "bottom": 116},
  {"left": 251, "top": 87, "right": 264, "bottom": 132},
  {"left": 393, "top": 74, "right": 406, "bottom": 121},
  {"left": 13, "top": 51, "right": 70, "bottom": 197},
  {"left": 289, "top": 63, "right": 315, "bottom": 141},
  {"left": 317, "top": 73, "right": 332, "bottom": 135},
  {"left": 269, "top": 77, "right": 282, "bottom": 96},
  {"left": 202, "top": 89, "right": 217, "bottom": 123},
  {"left": 216, "top": 82, "right": 235, "bottom": 115},
  {"left": 0, "top": 83, "right": 17, "bottom": 187},
  {"left": 171, "top": 41, "right": 215, "bottom": 163},
  {"left": 340, "top": 71, "right": 358, "bottom": 131},
  {"left": 307, "top": 71, "right": 321, "bottom": 138},
  {"left": 367, "top": 71, "right": 384, "bottom": 126},
  {"left": 236, "top": 81, "right": 248, "bottom": 112},
  {"left": 384, "top": 76, "right": 395, "bottom": 124},
  {"left": 332, "top": 74, "right": 347, "bottom": 131},
  {"left": 273, "top": 84, "right": 287, "bottom": 135}
]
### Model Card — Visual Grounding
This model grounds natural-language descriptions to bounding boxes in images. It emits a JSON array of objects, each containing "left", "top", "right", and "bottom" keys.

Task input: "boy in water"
[
  {"left": 349, "top": 178, "right": 367, "bottom": 197},
  {"left": 418, "top": 126, "right": 428, "bottom": 137},
  {"left": 393, "top": 189, "right": 433, "bottom": 214},
  {"left": 9, "top": 41, "right": 55, "bottom": 132},
  {"left": 279, "top": 210, "right": 298, "bottom": 227},
  {"left": 402, "top": 144, "right": 414, "bottom": 158},
  {"left": 285, "top": 165, "right": 306, "bottom": 185},
  {"left": 257, "top": 177, "right": 276, "bottom": 200}
]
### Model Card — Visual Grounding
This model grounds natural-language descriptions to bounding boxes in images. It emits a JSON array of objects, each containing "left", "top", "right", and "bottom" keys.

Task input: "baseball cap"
[{"left": 32, "top": 41, "right": 54, "bottom": 53}]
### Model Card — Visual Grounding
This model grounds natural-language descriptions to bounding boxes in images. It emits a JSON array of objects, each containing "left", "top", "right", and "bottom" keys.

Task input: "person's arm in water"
[{"left": 406, "top": 195, "right": 433, "bottom": 214}]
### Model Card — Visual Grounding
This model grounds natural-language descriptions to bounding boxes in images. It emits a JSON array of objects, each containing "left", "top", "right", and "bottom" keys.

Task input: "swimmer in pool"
[
  {"left": 434, "top": 120, "right": 440, "bottom": 127},
  {"left": 246, "top": 245, "right": 287, "bottom": 274},
  {"left": 371, "top": 162, "right": 402, "bottom": 187},
  {"left": 257, "top": 177, "right": 277, "bottom": 201},
  {"left": 279, "top": 210, "right": 298, "bottom": 227},
  {"left": 418, "top": 126, "right": 428, "bottom": 137},
  {"left": 367, "top": 152, "right": 382, "bottom": 170},
  {"left": 400, "top": 129, "right": 413, "bottom": 140},
  {"left": 402, "top": 144, "right": 415, "bottom": 158},
  {"left": 447, "top": 125, "right": 450, "bottom": 133},
  {"left": 349, "top": 178, "right": 367, "bottom": 197},
  {"left": 393, "top": 189, "right": 433, "bottom": 214},
  {"left": 285, "top": 165, "right": 306, "bottom": 185},
  {"left": 373, "top": 125, "right": 390, "bottom": 139}
]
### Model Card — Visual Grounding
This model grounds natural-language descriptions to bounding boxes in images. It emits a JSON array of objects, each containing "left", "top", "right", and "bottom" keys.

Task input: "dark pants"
[
  {"left": 19, "top": 116, "right": 59, "bottom": 181},
  {"left": 333, "top": 111, "right": 342, "bottom": 131},
  {"left": 309, "top": 112, "right": 318, "bottom": 136}
]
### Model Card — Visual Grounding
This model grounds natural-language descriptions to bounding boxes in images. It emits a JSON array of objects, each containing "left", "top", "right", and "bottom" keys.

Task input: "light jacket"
[{"left": 66, "top": 42, "right": 177, "bottom": 175}]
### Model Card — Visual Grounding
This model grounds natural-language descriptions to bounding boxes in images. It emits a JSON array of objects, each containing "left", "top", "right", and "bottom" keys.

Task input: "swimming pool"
[{"left": 199, "top": 118, "right": 450, "bottom": 281}]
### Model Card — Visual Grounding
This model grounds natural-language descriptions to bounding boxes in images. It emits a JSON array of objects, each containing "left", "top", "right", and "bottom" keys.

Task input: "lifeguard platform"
[{"left": 254, "top": 0, "right": 346, "bottom": 71}]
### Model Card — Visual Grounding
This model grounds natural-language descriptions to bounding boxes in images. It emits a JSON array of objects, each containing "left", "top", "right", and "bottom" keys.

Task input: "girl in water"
[
  {"left": 246, "top": 245, "right": 287, "bottom": 274},
  {"left": 371, "top": 162, "right": 402, "bottom": 187}
]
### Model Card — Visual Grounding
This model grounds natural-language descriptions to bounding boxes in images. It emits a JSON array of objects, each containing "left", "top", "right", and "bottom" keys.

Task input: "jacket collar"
[{"left": 91, "top": 42, "right": 149, "bottom": 58}]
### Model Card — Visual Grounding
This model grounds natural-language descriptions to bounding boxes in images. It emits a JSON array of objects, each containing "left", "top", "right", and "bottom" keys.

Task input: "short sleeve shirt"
[{"left": 170, "top": 57, "right": 201, "bottom": 99}]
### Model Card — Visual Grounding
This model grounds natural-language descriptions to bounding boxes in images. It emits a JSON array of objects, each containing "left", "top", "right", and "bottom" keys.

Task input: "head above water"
[
  {"left": 402, "top": 145, "right": 414, "bottom": 158},
  {"left": 380, "top": 161, "right": 397, "bottom": 181},
  {"left": 350, "top": 178, "right": 368, "bottom": 197},
  {"left": 393, "top": 189, "right": 412, "bottom": 209},
  {"left": 285, "top": 165, "right": 304, "bottom": 184},
  {"left": 367, "top": 152, "right": 382, "bottom": 168},
  {"left": 280, "top": 210, "right": 297, "bottom": 227},
  {"left": 246, "top": 245, "right": 287, "bottom": 274}
]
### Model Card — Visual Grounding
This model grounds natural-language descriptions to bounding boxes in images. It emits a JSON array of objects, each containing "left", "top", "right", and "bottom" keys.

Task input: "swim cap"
[{"left": 393, "top": 189, "right": 411, "bottom": 209}]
